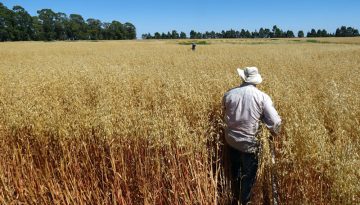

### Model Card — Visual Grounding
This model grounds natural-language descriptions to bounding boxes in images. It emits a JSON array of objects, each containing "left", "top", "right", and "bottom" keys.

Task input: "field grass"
[
  {"left": 178, "top": 40, "right": 209, "bottom": 45},
  {"left": 0, "top": 38, "right": 359, "bottom": 204}
]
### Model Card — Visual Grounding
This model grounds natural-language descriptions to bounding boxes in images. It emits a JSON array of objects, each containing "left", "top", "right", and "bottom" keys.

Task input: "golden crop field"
[{"left": 0, "top": 38, "right": 359, "bottom": 204}]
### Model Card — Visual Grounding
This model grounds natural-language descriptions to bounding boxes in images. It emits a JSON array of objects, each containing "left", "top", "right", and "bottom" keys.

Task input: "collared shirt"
[{"left": 223, "top": 83, "right": 281, "bottom": 153}]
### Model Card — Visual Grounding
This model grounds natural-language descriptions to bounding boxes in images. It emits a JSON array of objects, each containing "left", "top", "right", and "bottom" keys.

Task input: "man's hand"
[{"left": 271, "top": 123, "right": 281, "bottom": 136}]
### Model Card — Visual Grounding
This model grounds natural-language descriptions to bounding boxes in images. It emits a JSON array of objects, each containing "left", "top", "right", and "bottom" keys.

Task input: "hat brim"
[{"left": 237, "top": 68, "right": 263, "bottom": 84}]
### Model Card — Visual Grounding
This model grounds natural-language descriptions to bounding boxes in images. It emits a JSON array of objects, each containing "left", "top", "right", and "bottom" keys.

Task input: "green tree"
[
  {"left": 0, "top": 2, "right": 137, "bottom": 42},
  {"left": 321, "top": 29, "right": 329, "bottom": 37},
  {"left": 109, "top": 20, "right": 124, "bottom": 40},
  {"left": 259, "top": 28, "right": 265, "bottom": 38},
  {"left": 37, "top": 9, "right": 56, "bottom": 41},
  {"left": 154, "top": 32, "right": 161, "bottom": 39},
  {"left": 316, "top": 29, "right": 322, "bottom": 37},
  {"left": 171, "top": 30, "right": 179, "bottom": 39},
  {"left": 354, "top": 29, "right": 359, "bottom": 36},
  {"left": 346, "top": 26, "right": 356, "bottom": 37},
  {"left": 68, "top": 14, "right": 87, "bottom": 40},
  {"left": 12, "top": 5, "right": 33, "bottom": 40},
  {"left": 123, "top": 22, "right": 136, "bottom": 39},
  {"left": 31, "top": 16, "right": 43, "bottom": 40},
  {"left": 86, "top": 18, "right": 102, "bottom": 40},
  {"left": 286, "top": 30, "right": 295, "bottom": 38},
  {"left": 180, "top": 31, "right": 186, "bottom": 39},
  {"left": 336, "top": 26, "right": 348, "bottom": 37},
  {"left": 101, "top": 22, "right": 111, "bottom": 40},
  {"left": 141, "top": 33, "right": 152, "bottom": 39},
  {"left": 54, "top": 12, "right": 68, "bottom": 40},
  {"left": 307, "top": 29, "right": 317, "bottom": 37},
  {"left": 227, "top": 29, "right": 236, "bottom": 38},
  {"left": 166, "top": 31, "right": 171, "bottom": 39},
  {"left": 161, "top": 32, "right": 167, "bottom": 39},
  {"left": 239, "top": 29, "right": 246, "bottom": 38},
  {"left": 272, "top": 25, "right": 282, "bottom": 38},
  {"left": 245, "top": 30, "right": 251, "bottom": 38},
  {"left": 0, "top": 3, "right": 15, "bottom": 41},
  {"left": 190, "top": 30, "right": 196, "bottom": 39},
  {"left": 210, "top": 31, "right": 216, "bottom": 38},
  {"left": 298, "top": 30, "right": 304, "bottom": 38},
  {"left": 252, "top": 30, "right": 259, "bottom": 38}
]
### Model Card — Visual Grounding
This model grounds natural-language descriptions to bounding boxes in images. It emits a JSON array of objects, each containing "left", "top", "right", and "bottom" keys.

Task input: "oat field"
[{"left": 0, "top": 38, "right": 359, "bottom": 204}]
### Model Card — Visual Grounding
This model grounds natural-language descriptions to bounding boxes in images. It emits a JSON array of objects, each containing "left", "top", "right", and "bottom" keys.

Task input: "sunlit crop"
[{"left": 0, "top": 38, "right": 359, "bottom": 204}]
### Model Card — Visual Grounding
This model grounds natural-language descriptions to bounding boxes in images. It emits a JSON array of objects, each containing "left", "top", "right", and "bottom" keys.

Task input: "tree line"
[
  {"left": 0, "top": 2, "right": 136, "bottom": 41},
  {"left": 143, "top": 25, "right": 360, "bottom": 39}
]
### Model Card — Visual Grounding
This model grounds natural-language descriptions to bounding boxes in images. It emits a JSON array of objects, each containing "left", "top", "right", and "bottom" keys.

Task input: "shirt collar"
[{"left": 240, "top": 82, "right": 256, "bottom": 88}]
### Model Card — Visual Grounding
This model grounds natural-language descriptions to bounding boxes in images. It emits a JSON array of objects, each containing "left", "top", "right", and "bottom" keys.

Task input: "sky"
[{"left": 2, "top": 0, "right": 360, "bottom": 38}]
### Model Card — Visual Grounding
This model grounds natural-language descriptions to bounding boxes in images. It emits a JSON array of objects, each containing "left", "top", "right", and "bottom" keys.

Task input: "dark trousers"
[{"left": 229, "top": 146, "right": 259, "bottom": 205}]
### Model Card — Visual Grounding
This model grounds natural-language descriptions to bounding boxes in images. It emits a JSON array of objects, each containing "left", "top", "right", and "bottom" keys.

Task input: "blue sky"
[{"left": 2, "top": 0, "right": 360, "bottom": 38}]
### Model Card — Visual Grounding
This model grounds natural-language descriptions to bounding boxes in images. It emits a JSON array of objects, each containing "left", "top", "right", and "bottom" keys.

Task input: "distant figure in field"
[
  {"left": 223, "top": 67, "right": 281, "bottom": 205},
  {"left": 191, "top": 42, "right": 196, "bottom": 51}
]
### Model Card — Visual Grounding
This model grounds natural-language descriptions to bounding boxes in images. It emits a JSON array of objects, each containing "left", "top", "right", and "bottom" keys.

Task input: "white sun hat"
[{"left": 237, "top": 67, "right": 263, "bottom": 84}]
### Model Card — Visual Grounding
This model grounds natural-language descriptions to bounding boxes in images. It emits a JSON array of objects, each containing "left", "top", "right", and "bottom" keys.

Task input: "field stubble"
[{"left": 0, "top": 39, "right": 359, "bottom": 204}]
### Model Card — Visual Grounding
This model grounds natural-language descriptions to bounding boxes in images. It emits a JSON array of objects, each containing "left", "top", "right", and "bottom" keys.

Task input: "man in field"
[
  {"left": 223, "top": 67, "right": 281, "bottom": 205},
  {"left": 192, "top": 42, "right": 196, "bottom": 51}
]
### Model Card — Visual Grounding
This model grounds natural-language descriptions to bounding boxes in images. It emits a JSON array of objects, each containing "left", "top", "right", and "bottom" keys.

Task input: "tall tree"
[
  {"left": 68, "top": 14, "right": 87, "bottom": 40},
  {"left": 345, "top": 26, "right": 353, "bottom": 37},
  {"left": 337, "top": 26, "right": 347, "bottom": 37},
  {"left": 264, "top": 28, "right": 271, "bottom": 38},
  {"left": 317, "top": 29, "right": 321, "bottom": 37},
  {"left": 272, "top": 25, "right": 282, "bottom": 38},
  {"left": 286, "top": 30, "right": 295, "bottom": 38},
  {"left": 245, "top": 30, "right": 251, "bottom": 38},
  {"left": 86, "top": 18, "right": 102, "bottom": 40},
  {"left": 0, "top": 2, "right": 137, "bottom": 41},
  {"left": 0, "top": 3, "right": 14, "bottom": 41},
  {"left": 154, "top": 32, "right": 161, "bottom": 39},
  {"left": 171, "top": 30, "right": 179, "bottom": 39},
  {"left": 259, "top": 28, "right": 265, "bottom": 38},
  {"left": 54, "top": 12, "right": 68, "bottom": 40},
  {"left": 31, "top": 16, "right": 43, "bottom": 40},
  {"left": 179, "top": 31, "right": 186, "bottom": 39},
  {"left": 321, "top": 29, "right": 329, "bottom": 37},
  {"left": 210, "top": 31, "right": 216, "bottom": 38},
  {"left": 307, "top": 29, "right": 317, "bottom": 37},
  {"left": 141, "top": 33, "right": 152, "bottom": 39},
  {"left": 109, "top": 20, "right": 124, "bottom": 40},
  {"left": 240, "top": 29, "right": 246, "bottom": 38},
  {"left": 123, "top": 22, "right": 136, "bottom": 39},
  {"left": 12, "top": 5, "right": 33, "bottom": 40},
  {"left": 298, "top": 30, "right": 304, "bottom": 38},
  {"left": 101, "top": 22, "right": 111, "bottom": 40},
  {"left": 167, "top": 31, "right": 171, "bottom": 39},
  {"left": 190, "top": 30, "right": 196, "bottom": 39},
  {"left": 37, "top": 9, "right": 56, "bottom": 41},
  {"left": 161, "top": 32, "right": 167, "bottom": 39},
  {"left": 353, "top": 29, "right": 360, "bottom": 36}
]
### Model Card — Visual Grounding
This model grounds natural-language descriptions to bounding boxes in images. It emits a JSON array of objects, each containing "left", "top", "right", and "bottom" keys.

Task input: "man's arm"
[
  {"left": 222, "top": 95, "right": 225, "bottom": 112},
  {"left": 262, "top": 95, "right": 281, "bottom": 136}
]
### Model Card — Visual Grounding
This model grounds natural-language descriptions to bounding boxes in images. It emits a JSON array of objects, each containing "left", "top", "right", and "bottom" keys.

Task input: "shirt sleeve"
[
  {"left": 222, "top": 93, "right": 227, "bottom": 112},
  {"left": 262, "top": 94, "right": 281, "bottom": 134}
]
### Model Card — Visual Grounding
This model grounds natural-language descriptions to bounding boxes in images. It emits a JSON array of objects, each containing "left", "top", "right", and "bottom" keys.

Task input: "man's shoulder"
[
  {"left": 224, "top": 86, "right": 241, "bottom": 96},
  {"left": 255, "top": 89, "right": 273, "bottom": 104},
  {"left": 223, "top": 85, "right": 271, "bottom": 100},
  {"left": 245, "top": 87, "right": 273, "bottom": 103},
  {"left": 255, "top": 88, "right": 270, "bottom": 97}
]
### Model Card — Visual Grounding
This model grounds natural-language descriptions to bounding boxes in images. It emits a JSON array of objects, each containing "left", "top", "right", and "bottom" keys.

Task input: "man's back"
[
  {"left": 223, "top": 83, "right": 281, "bottom": 153},
  {"left": 223, "top": 67, "right": 281, "bottom": 205}
]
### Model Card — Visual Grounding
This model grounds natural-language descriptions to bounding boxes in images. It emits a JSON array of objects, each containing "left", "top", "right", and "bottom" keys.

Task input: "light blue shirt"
[{"left": 223, "top": 83, "right": 281, "bottom": 153}]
